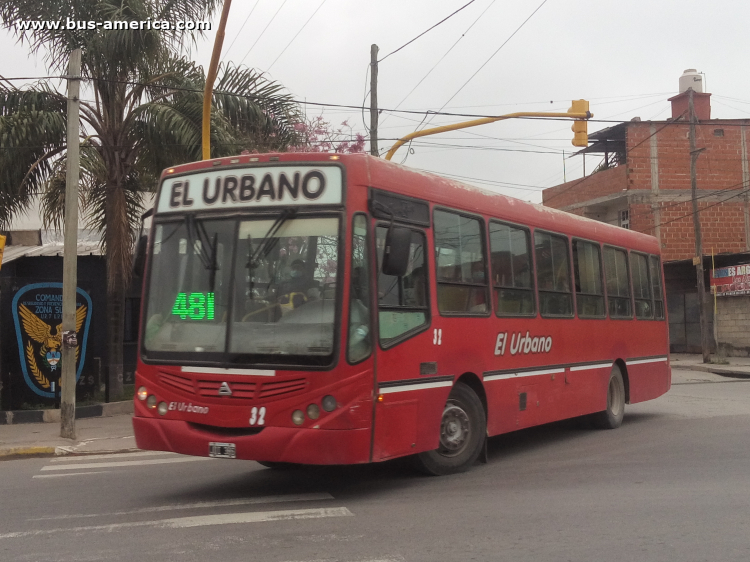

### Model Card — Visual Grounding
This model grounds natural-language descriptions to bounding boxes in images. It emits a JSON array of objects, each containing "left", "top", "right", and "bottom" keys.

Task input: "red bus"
[{"left": 133, "top": 152, "right": 670, "bottom": 475}]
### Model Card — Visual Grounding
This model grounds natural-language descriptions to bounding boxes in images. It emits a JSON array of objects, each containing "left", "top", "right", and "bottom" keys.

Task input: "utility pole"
[
  {"left": 688, "top": 89, "right": 710, "bottom": 363},
  {"left": 370, "top": 44, "right": 379, "bottom": 157},
  {"left": 61, "top": 48, "right": 82, "bottom": 439}
]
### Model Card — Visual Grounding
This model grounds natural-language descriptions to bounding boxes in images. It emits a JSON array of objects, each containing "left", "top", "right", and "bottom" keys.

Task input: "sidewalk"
[
  {"left": 670, "top": 353, "right": 750, "bottom": 378},
  {"left": 0, "top": 408, "right": 136, "bottom": 460}
]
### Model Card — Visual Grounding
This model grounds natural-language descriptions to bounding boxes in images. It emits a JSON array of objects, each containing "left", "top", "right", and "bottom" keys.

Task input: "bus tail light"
[
  {"left": 307, "top": 404, "right": 320, "bottom": 420},
  {"left": 137, "top": 387, "right": 148, "bottom": 401}
]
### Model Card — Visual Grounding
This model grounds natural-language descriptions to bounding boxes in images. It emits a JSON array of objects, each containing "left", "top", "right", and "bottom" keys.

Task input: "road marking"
[
  {"left": 40, "top": 456, "right": 212, "bottom": 471},
  {"left": 32, "top": 472, "right": 109, "bottom": 479},
  {"left": 0, "top": 507, "right": 353, "bottom": 539},
  {"left": 29, "top": 492, "right": 335, "bottom": 521},
  {"left": 51, "top": 451, "right": 177, "bottom": 462}
]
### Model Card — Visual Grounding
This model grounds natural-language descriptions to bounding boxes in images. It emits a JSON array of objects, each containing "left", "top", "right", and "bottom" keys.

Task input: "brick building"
[{"left": 543, "top": 71, "right": 750, "bottom": 356}]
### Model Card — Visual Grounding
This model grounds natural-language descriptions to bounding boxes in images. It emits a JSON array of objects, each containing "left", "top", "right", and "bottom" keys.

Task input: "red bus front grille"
[
  {"left": 258, "top": 378, "right": 308, "bottom": 399},
  {"left": 159, "top": 372, "right": 195, "bottom": 394},
  {"left": 197, "top": 380, "right": 257, "bottom": 398}
]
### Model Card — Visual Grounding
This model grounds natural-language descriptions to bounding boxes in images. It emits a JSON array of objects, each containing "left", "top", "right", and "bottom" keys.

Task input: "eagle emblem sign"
[{"left": 12, "top": 283, "right": 93, "bottom": 398}]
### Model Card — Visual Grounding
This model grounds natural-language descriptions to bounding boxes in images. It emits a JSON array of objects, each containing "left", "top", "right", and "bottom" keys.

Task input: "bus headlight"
[
  {"left": 146, "top": 395, "right": 157, "bottom": 409},
  {"left": 322, "top": 395, "right": 337, "bottom": 412},
  {"left": 137, "top": 387, "right": 148, "bottom": 401},
  {"left": 306, "top": 404, "right": 320, "bottom": 420},
  {"left": 291, "top": 410, "right": 305, "bottom": 425},
  {"left": 157, "top": 402, "right": 168, "bottom": 416}
]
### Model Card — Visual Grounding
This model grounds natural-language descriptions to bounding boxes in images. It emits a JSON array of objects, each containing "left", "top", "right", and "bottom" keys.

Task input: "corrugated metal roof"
[{"left": 1, "top": 241, "right": 102, "bottom": 264}]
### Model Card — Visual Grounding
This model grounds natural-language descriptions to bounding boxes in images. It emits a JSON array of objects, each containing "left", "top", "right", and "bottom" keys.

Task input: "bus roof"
[{"left": 162, "top": 152, "right": 659, "bottom": 255}]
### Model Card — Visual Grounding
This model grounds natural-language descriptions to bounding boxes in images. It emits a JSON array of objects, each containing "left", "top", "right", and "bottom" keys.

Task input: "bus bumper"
[{"left": 133, "top": 416, "right": 372, "bottom": 465}]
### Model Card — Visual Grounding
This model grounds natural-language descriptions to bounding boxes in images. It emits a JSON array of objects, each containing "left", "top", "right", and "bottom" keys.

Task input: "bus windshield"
[{"left": 142, "top": 214, "right": 340, "bottom": 365}]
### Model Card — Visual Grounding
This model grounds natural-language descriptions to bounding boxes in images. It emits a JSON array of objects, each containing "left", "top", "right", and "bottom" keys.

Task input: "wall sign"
[
  {"left": 11, "top": 283, "right": 93, "bottom": 398},
  {"left": 710, "top": 264, "right": 750, "bottom": 297}
]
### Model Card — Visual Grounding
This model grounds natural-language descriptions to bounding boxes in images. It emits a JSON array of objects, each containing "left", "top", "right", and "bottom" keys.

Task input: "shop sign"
[{"left": 710, "top": 264, "right": 750, "bottom": 297}]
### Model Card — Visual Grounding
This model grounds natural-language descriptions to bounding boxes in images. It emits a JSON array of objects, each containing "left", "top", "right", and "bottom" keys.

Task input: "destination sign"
[{"left": 156, "top": 165, "right": 342, "bottom": 213}]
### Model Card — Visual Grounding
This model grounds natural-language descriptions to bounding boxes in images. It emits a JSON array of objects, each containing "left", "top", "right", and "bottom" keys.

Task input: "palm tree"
[{"left": 0, "top": 1, "right": 303, "bottom": 398}]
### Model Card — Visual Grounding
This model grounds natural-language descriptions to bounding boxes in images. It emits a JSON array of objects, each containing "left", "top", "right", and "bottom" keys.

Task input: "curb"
[
  {"left": 0, "top": 401, "right": 133, "bottom": 425},
  {"left": 687, "top": 364, "right": 750, "bottom": 379},
  {"left": 0, "top": 446, "right": 57, "bottom": 459}
]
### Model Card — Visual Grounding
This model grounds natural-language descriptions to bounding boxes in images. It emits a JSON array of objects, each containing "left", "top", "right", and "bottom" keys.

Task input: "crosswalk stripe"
[
  {"left": 32, "top": 472, "right": 109, "bottom": 479},
  {"left": 51, "top": 451, "right": 177, "bottom": 462},
  {"left": 29, "top": 493, "right": 335, "bottom": 521},
  {"left": 0, "top": 507, "right": 354, "bottom": 540},
  {"left": 41, "top": 456, "right": 212, "bottom": 471}
]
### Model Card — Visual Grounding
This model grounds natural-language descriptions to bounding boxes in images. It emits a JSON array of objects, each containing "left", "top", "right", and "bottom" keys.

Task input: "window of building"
[
  {"left": 573, "top": 239, "right": 605, "bottom": 318},
  {"left": 534, "top": 231, "right": 573, "bottom": 317},
  {"left": 348, "top": 214, "right": 372, "bottom": 363},
  {"left": 433, "top": 210, "right": 488, "bottom": 314},
  {"left": 375, "top": 226, "right": 429, "bottom": 346},
  {"left": 489, "top": 221, "right": 534, "bottom": 316},
  {"left": 631, "top": 252, "right": 653, "bottom": 319},
  {"left": 619, "top": 210, "right": 630, "bottom": 230},
  {"left": 650, "top": 255, "right": 665, "bottom": 320},
  {"left": 604, "top": 246, "right": 632, "bottom": 318}
]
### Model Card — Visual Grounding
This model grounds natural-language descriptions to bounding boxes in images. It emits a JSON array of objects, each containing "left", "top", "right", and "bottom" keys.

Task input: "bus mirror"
[
  {"left": 132, "top": 235, "right": 148, "bottom": 278},
  {"left": 382, "top": 226, "right": 411, "bottom": 277}
]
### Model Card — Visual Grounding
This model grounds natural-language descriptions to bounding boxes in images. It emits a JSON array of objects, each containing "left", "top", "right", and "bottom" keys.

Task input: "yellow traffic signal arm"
[{"left": 384, "top": 101, "right": 592, "bottom": 161}]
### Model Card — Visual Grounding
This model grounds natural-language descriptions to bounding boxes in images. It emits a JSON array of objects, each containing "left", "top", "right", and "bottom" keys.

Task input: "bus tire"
[
  {"left": 413, "top": 382, "right": 487, "bottom": 476},
  {"left": 591, "top": 365, "right": 625, "bottom": 429}
]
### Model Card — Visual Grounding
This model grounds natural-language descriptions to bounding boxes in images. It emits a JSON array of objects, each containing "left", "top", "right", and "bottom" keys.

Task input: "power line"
[
  {"left": 238, "top": 0, "right": 289, "bottom": 66},
  {"left": 422, "top": 0, "right": 549, "bottom": 130},
  {"left": 267, "top": 0, "right": 329, "bottom": 72},
  {"left": 223, "top": 0, "right": 262, "bottom": 59},
  {"left": 377, "top": 0, "right": 478, "bottom": 63}
]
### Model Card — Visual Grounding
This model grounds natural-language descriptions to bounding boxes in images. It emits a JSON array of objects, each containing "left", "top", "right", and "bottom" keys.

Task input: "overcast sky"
[{"left": 3, "top": 0, "right": 750, "bottom": 214}]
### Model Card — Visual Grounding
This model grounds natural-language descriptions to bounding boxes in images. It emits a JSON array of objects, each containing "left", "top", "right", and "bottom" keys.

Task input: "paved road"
[{"left": 2, "top": 367, "right": 750, "bottom": 562}]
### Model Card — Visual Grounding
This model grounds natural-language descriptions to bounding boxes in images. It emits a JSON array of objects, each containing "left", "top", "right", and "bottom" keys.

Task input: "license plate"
[{"left": 208, "top": 442, "right": 236, "bottom": 459}]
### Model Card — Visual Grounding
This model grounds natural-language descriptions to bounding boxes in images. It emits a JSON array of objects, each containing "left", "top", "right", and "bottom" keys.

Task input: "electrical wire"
[
  {"left": 377, "top": 0, "right": 477, "bottom": 63},
  {"left": 238, "top": 0, "right": 289, "bottom": 66},
  {"left": 223, "top": 0, "right": 262, "bottom": 59},
  {"left": 267, "top": 0, "right": 329, "bottom": 72}
]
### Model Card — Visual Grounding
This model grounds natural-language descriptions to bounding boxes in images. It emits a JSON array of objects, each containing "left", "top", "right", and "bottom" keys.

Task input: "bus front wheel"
[
  {"left": 591, "top": 365, "right": 625, "bottom": 429},
  {"left": 413, "top": 382, "right": 486, "bottom": 476}
]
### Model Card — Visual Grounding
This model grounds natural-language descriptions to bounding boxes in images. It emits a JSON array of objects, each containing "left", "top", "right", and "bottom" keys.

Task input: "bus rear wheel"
[
  {"left": 591, "top": 365, "right": 625, "bottom": 429},
  {"left": 413, "top": 382, "right": 486, "bottom": 476}
]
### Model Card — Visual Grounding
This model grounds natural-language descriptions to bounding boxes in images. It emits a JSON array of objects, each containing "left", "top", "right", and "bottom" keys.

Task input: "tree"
[
  {"left": 0, "top": 1, "right": 303, "bottom": 398},
  {"left": 290, "top": 115, "right": 366, "bottom": 154}
]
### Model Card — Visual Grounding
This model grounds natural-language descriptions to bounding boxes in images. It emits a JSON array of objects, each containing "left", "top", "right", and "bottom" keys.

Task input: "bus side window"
[
  {"left": 489, "top": 221, "right": 535, "bottom": 316},
  {"left": 375, "top": 226, "right": 429, "bottom": 346},
  {"left": 649, "top": 255, "right": 665, "bottom": 320},
  {"left": 348, "top": 214, "right": 372, "bottom": 363},
  {"left": 631, "top": 252, "right": 653, "bottom": 319},
  {"left": 604, "top": 246, "right": 632, "bottom": 318},
  {"left": 534, "top": 231, "right": 573, "bottom": 317},
  {"left": 433, "top": 210, "right": 488, "bottom": 314},
  {"left": 572, "top": 239, "right": 605, "bottom": 318}
]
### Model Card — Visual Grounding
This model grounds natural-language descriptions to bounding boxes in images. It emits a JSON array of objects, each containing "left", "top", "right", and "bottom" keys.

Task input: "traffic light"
[{"left": 569, "top": 99, "right": 591, "bottom": 147}]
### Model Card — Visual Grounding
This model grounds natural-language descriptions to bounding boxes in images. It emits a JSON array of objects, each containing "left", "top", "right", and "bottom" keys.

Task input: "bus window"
[
  {"left": 534, "top": 231, "right": 573, "bottom": 317},
  {"left": 650, "top": 255, "right": 665, "bottom": 320},
  {"left": 573, "top": 239, "right": 605, "bottom": 318},
  {"left": 348, "top": 214, "right": 372, "bottom": 363},
  {"left": 375, "top": 226, "right": 429, "bottom": 346},
  {"left": 631, "top": 252, "right": 653, "bottom": 319},
  {"left": 433, "top": 210, "right": 488, "bottom": 314},
  {"left": 604, "top": 246, "right": 632, "bottom": 318},
  {"left": 489, "top": 221, "right": 534, "bottom": 316}
]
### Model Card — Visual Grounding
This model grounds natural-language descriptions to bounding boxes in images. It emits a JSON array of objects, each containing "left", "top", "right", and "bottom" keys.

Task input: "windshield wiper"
[
  {"left": 247, "top": 208, "right": 297, "bottom": 274},
  {"left": 186, "top": 215, "right": 219, "bottom": 291}
]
